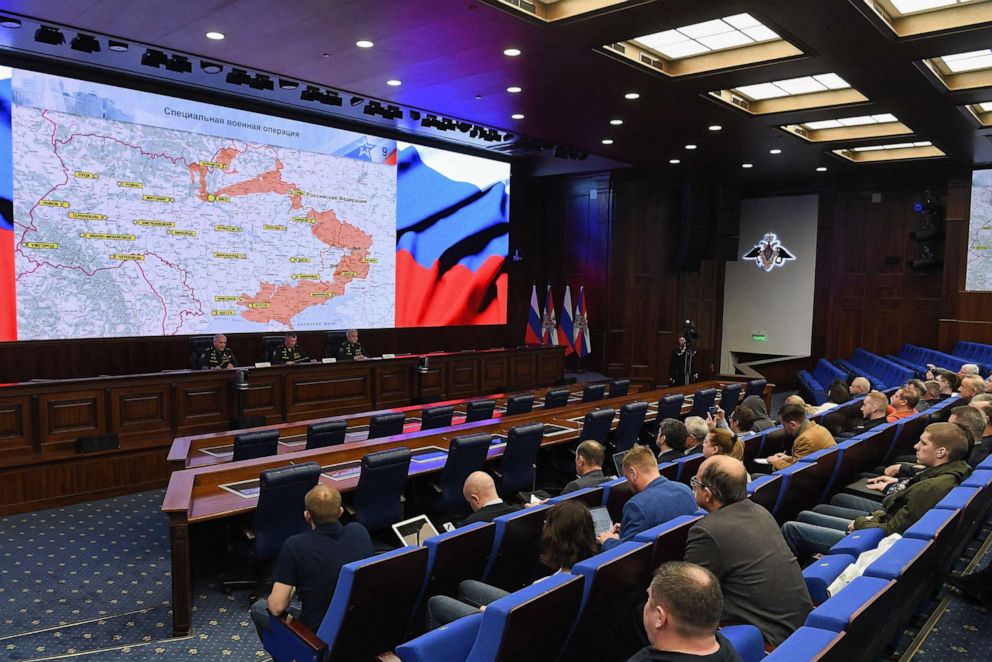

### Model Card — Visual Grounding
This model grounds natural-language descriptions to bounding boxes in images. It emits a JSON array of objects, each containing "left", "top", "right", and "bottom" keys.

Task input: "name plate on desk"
[
  {"left": 254, "top": 362, "right": 271, "bottom": 368},
  {"left": 322, "top": 357, "right": 337, "bottom": 363},
  {"left": 382, "top": 353, "right": 396, "bottom": 359}
]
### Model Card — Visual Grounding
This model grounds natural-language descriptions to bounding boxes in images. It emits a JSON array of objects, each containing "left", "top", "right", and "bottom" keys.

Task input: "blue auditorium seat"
[
  {"left": 746, "top": 473, "right": 782, "bottom": 514},
  {"left": 655, "top": 393, "right": 684, "bottom": 421},
  {"left": 351, "top": 447, "right": 411, "bottom": 531},
  {"left": 579, "top": 408, "right": 615, "bottom": 444},
  {"left": 483, "top": 504, "right": 550, "bottom": 591},
  {"left": 743, "top": 378, "right": 767, "bottom": 401},
  {"left": 581, "top": 383, "right": 606, "bottom": 402},
  {"left": 633, "top": 513, "right": 703, "bottom": 571},
  {"left": 367, "top": 412, "right": 406, "bottom": 439},
  {"left": 803, "top": 554, "right": 856, "bottom": 605},
  {"left": 719, "top": 624, "right": 765, "bottom": 662},
  {"left": 828, "top": 528, "right": 886, "bottom": 558},
  {"left": 541, "top": 387, "right": 571, "bottom": 410},
  {"left": 763, "top": 626, "right": 845, "bottom": 661},
  {"left": 718, "top": 383, "right": 742, "bottom": 415},
  {"left": 611, "top": 401, "right": 648, "bottom": 454},
  {"left": 496, "top": 422, "right": 544, "bottom": 496},
  {"left": 686, "top": 388, "right": 717, "bottom": 419},
  {"left": 504, "top": 394, "right": 534, "bottom": 416},
  {"left": 306, "top": 420, "right": 347, "bottom": 450},
  {"left": 464, "top": 399, "right": 496, "bottom": 423},
  {"left": 419, "top": 405, "right": 455, "bottom": 431},
  {"left": 546, "top": 486, "right": 604, "bottom": 507},
  {"left": 609, "top": 378, "right": 630, "bottom": 398},
  {"left": 232, "top": 429, "right": 279, "bottom": 462}
]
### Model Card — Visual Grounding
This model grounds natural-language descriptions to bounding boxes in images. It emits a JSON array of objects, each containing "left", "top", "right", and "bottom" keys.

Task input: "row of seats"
[
  {"left": 797, "top": 359, "right": 849, "bottom": 405},
  {"left": 835, "top": 348, "right": 913, "bottom": 391},
  {"left": 884, "top": 343, "right": 970, "bottom": 378},
  {"left": 952, "top": 341, "right": 992, "bottom": 377}
]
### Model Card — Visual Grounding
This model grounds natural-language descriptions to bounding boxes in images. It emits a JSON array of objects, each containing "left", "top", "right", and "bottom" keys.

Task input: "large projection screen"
[
  {"left": 967, "top": 169, "right": 992, "bottom": 292},
  {"left": 0, "top": 66, "right": 509, "bottom": 342}
]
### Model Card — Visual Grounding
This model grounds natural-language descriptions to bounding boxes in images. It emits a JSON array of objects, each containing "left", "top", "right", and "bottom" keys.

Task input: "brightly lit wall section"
[{"left": 0, "top": 67, "right": 509, "bottom": 342}]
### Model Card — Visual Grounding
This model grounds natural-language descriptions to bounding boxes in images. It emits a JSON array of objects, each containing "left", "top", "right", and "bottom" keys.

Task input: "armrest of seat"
[
  {"left": 803, "top": 554, "right": 856, "bottom": 606},
  {"left": 262, "top": 612, "right": 327, "bottom": 662},
  {"left": 395, "top": 612, "right": 483, "bottom": 662},
  {"left": 828, "top": 528, "right": 886, "bottom": 558}
]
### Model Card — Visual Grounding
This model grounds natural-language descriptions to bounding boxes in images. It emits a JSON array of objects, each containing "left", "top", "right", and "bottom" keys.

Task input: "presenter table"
[
  {"left": 161, "top": 378, "right": 770, "bottom": 636},
  {"left": 0, "top": 346, "right": 564, "bottom": 515}
]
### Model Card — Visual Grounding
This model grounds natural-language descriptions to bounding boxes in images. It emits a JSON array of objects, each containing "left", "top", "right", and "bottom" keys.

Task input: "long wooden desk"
[
  {"left": 0, "top": 346, "right": 564, "bottom": 515},
  {"left": 161, "top": 378, "right": 771, "bottom": 636}
]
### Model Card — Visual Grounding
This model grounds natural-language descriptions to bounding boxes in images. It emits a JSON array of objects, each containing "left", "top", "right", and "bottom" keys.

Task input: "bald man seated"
[
  {"left": 849, "top": 376, "right": 870, "bottom": 397},
  {"left": 458, "top": 471, "right": 521, "bottom": 527}
]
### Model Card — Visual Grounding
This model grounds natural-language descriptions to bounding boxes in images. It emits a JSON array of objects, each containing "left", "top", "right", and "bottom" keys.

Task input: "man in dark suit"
[
  {"left": 684, "top": 456, "right": 812, "bottom": 647},
  {"left": 458, "top": 471, "right": 520, "bottom": 526},
  {"left": 562, "top": 440, "right": 610, "bottom": 493},
  {"left": 656, "top": 418, "right": 688, "bottom": 464}
]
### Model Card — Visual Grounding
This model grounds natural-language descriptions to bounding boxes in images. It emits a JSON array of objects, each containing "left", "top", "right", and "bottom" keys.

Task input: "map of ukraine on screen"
[{"left": 0, "top": 67, "right": 508, "bottom": 341}]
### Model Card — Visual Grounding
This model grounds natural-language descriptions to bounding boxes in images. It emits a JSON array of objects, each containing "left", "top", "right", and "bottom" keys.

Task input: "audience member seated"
[
  {"left": 458, "top": 472, "right": 521, "bottom": 527},
  {"left": 598, "top": 445, "right": 697, "bottom": 551},
  {"left": 781, "top": 422, "right": 971, "bottom": 560},
  {"left": 685, "top": 457, "right": 812, "bottom": 647},
  {"left": 271, "top": 332, "right": 311, "bottom": 365},
  {"left": 933, "top": 375, "right": 985, "bottom": 423},
  {"left": 838, "top": 389, "right": 888, "bottom": 439},
  {"left": 426, "top": 500, "right": 598, "bottom": 629},
  {"left": 702, "top": 428, "right": 744, "bottom": 462},
  {"left": 336, "top": 328, "right": 366, "bottom": 361},
  {"left": 918, "top": 380, "right": 942, "bottom": 411},
  {"left": 968, "top": 396, "right": 992, "bottom": 467},
  {"left": 849, "top": 376, "right": 870, "bottom": 397},
  {"left": 740, "top": 396, "right": 775, "bottom": 432},
  {"left": 886, "top": 386, "right": 919, "bottom": 422},
  {"left": 563, "top": 440, "right": 610, "bottom": 493},
  {"left": 684, "top": 416, "right": 708, "bottom": 455},
  {"left": 250, "top": 484, "right": 373, "bottom": 642},
  {"left": 882, "top": 405, "right": 987, "bottom": 478},
  {"left": 905, "top": 379, "right": 926, "bottom": 408},
  {"left": 784, "top": 394, "right": 818, "bottom": 418},
  {"left": 762, "top": 404, "right": 835, "bottom": 471},
  {"left": 816, "top": 380, "right": 851, "bottom": 414},
  {"left": 629, "top": 562, "right": 742, "bottom": 662},
  {"left": 656, "top": 418, "right": 689, "bottom": 463},
  {"left": 938, "top": 371, "right": 961, "bottom": 398},
  {"left": 202, "top": 333, "right": 238, "bottom": 369},
  {"left": 960, "top": 363, "right": 981, "bottom": 379}
]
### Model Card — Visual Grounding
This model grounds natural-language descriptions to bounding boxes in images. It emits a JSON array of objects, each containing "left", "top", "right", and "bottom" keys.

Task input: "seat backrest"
[
  {"left": 632, "top": 514, "right": 703, "bottom": 571},
  {"left": 747, "top": 474, "right": 783, "bottom": 514},
  {"left": 542, "top": 388, "right": 571, "bottom": 410},
  {"left": 260, "top": 335, "right": 284, "bottom": 362},
  {"left": 305, "top": 419, "right": 347, "bottom": 450},
  {"left": 580, "top": 408, "right": 615, "bottom": 443},
  {"left": 719, "top": 625, "right": 765, "bottom": 662},
  {"left": 743, "top": 379, "right": 767, "bottom": 400},
  {"left": 547, "top": 486, "right": 605, "bottom": 508},
  {"left": 603, "top": 477, "right": 635, "bottom": 524},
  {"left": 421, "top": 522, "right": 496, "bottom": 606},
  {"left": 439, "top": 433, "right": 493, "bottom": 510},
  {"left": 803, "top": 576, "right": 900, "bottom": 662},
  {"left": 420, "top": 405, "right": 455, "bottom": 431},
  {"left": 561, "top": 542, "right": 653, "bottom": 662},
  {"left": 613, "top": 402, "right": 649, "bottom": 453},
  {"left": 253, "top": 462, "right": 321, "bottom": 559},
  {"left": 467, "top": 573, "right": 585, "bottom": 662},
  {"left": 323, "top": 330, "right": 347, "bottom": 358},
  {"left": 188, "top": 335, "right": 214, "bottom": 370},
  {"left": 354, "top": 447, "right": 411, "bottom": 531},
  {"left": 609, "top": 378, "right": 631, "bottom": 398},
  {"left": 582, "top": 383, "right": 607, "bottom": 402},
  {"left": 368, "top": 411, "right": 406, "bottom": 439},
  {"left": 774, "top": 453, "right": 839, "bottom": 524},
  {"left": 498, "top": 422, "right": 545, "bottom": 495},
  {"left": 505, "top": 394, "right": 535, "bottom": 416},
  {"left": 687, "top": 388, "right": 717, "bottom": 418},
  {"left": 232, "top": 429, "right": 279, "bottom": 462},
  {"left": 673, "top": 452, "right": 706, "bottom": 485},
  {"left": 656, "top": 393, "right": 684, "bottom": 421},
  {"left": 316, "top": 546, "right": 429, "bottom": 662},
  {"left": 719, "top": 383, "right": 743, "bottom": 414},
  {"left": 465, "top": 399, "right": 497, "bottom": 423},
  {"left": 763, "top": 626, "right": 846, "bottom": 661},
  {"left": 883, "top": 413, "right": 928, "bottom": 464},
  {"left": 483, "top": 504, "right": 550, "bottom": 591}
]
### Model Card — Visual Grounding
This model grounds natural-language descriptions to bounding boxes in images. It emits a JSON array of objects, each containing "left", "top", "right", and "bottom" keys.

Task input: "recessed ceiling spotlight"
[
  {"left": 670, "top": 159, "right": 681, "bottom": 164},
  {"left": 624, "top": 92, "right": 640, "bottom": 100},
  {"left": 769, "top": 148, "right": 782, "bottom": 154},
  {"left": 507, "top": 86, "right": 522, "bottom": 93},
  {"left": 610, "top": 119, "right": 623, "bottom": 125},
  {"left": 474, "top": 95, "right": 482, "bottom": 100},
  {"left": 0, "top": 17, "right": 22, "bottom": 29},
  {"left": 386, "top": 79, "right": 402, "bottom": 86},
  {"left": 108, "top": 40, "right": 128, "bottom": 52},
  {"left": 205, "top": 31, "right": 225, "bottom": 41},
  {"left": 511, "top": 113, "right": 525, "bottom": 120},
  {"left": 278, "top": 79, "right": 298, "bottom": 90},
  {"left": 200, "top": 61, "right": 223, "bottom": 74},
  {"left": 356, "top": 40, "right": 374, "bottom": 48},
  {"left": 742, "top": 163, "right": 753, "bottom": 168},
  {"left": 602, "top": 139, "right": 614, "bottom": 145},
  {"left": 708, "top": 125, "right": 722, "bottom": 131},
  {"left": 816, "top": 166, "right": 828, "bottom": 172},
  {"left": 322, "top": 52, "right": 332, "bottom": 58},
  {"left": 685, "top": 144, "right": 697, "bottom": 150},
  {"left": 503, "top": 48, "right": 522, "bottom": 56}
]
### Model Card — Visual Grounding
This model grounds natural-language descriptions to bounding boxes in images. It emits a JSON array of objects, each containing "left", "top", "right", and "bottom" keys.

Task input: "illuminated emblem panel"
[{"left": 742, "top": 233, "right": 796, "bottom": 271}]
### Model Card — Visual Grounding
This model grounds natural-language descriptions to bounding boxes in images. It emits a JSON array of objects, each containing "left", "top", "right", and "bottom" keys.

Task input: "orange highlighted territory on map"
[{"left": 0, "top": 229, "right": 16, "bottom": 341}]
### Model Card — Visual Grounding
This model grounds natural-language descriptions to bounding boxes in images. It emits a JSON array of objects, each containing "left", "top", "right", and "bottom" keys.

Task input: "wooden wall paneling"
[
  {"left": 508, "top": 354, "right": 536, "bottom": 390},
  {"left": 417, "top": 364, "right": 444, "bottom": 403},
  {"left": 37, "top": 389, "right": 105, "bottom": 453},
  {"left": 480, "top": 356, "right": 508, "bottom": 393},
  {"left": 175, "top": 377, "right": 231, "bottom": 436},
  {"left": 0, "top": 394, "right": 34, "bottom": 460},
  {"left": 537, "top": 350, "right": 564, "bottom": 385},
  {"left": 375, "top": 361, "right": 415, "bottom": 408},
  {"left": 285, "top": 367, "right": 374, "bottom": 419},
  {"left": 110, "top": 383, "right": 172, "bottom": 445},
  {"left": 237, "top": 372, "right": 283, "bottom": 424},
  {"left": 445, "top": 358, "right": 480, "bottom": 398}
]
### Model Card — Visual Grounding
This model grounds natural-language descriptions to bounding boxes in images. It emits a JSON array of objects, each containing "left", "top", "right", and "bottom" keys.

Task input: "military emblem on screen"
[{"left": 742, "top": 233, "right": 796, "bottom": 272}]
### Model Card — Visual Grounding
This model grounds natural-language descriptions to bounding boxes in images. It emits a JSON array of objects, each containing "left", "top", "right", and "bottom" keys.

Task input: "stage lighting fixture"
[
  {"left": 34, "top": 25, "right": 65, "bottom": 46},
  {"left": 70, "top": 33, "right": 100, "bottom": 53},
  {"left": 457, "top": 122, "right": 471, "bottom": 132},
  {"left": 318, "top": 90, "right": 342, "bottom": 106},
  {"left": 409, "top": 110, "right": 421, "bottom": 120},
  {"left": 108, "top": 40, "right": 128, "bottom": 52},
  {"left": 250, "top": 74, "right": 274, "bottom": 90},
  {"left": 225, "top": 68, "right": 251, "bottom": 85},
  {"left": 166, "top": 55, "right": 192, "bottom": 73},
  {"left": 363, "top": 101, "right": 381, "bottom": 116},
  {"left": 278, "top": 79, "right": 298, "bottom": 90},
  {"left": 350, "top": 96, "right": 364, "bottom": 107},
  {"left": 300, "top": 86, "right": 320, "bottom": 102},
  {"left": 0, "top": 17, "right": 22, "bottom": 29},
  {"left": 140, "top": 49, "right": 168, "bottom": 68},
  {"left": 470, "top": 127, "right": 480, "bottom": 138},
  {"left": 200, "top": 61, "right": 223, "bottom": 74}
]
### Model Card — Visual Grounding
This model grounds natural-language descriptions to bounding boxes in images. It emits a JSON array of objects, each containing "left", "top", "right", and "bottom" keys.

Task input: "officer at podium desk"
[
  {"left": 336, "top": 328, "right": 366, "bottom": 361},
  {"left": 202, "top": 334, "right": 238, "bottom": 369},
  {"left": 272, "top": 332, "right": 312, "bottom": 364}
]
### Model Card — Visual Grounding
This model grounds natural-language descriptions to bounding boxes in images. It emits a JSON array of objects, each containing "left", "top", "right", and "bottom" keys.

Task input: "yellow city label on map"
[
  {"left": 292, "top": 273, "right": 320, "bottom": 280},
  {"left": 216, "top": 196, "right": 231, "bottom": 203},
  {"left": 117, "top": 181, "right": 143, "bottom": 188},
  {"left": 289, "top": 257, "right": 311, "bottom": 263},
  {"left": 339, "top": 271, "right": 358, "bottom": 277},
  {"left": 110, "top": 254, "right": 144, "bottom": 261},
  {"left": 263, "top": 224, "right": 287, "bottom": 231},
  {"left": 68, "top": 212, "right": 107, "bottom": 221},
  {"left": 362, "top": 257, "right": 378, "bottom": 263},
  {"left": 23, "top": 242, "right": 58, "bottom": 249},
  {"left": 975, "top": 244, "right": 990, "bottom": 250},
  {"left": 247, "top": 302, "right": 270, "bottom": 308},
  {"left": 80, "top": 233, "right": 136, "bottom": 240},
  {"left": 213, "top": 252, "right": 247, "bottom": 259},
  {"left": 289, "top": 188, "right": 305, "bottom": 196},
  {"left": 214, "top": 296, "right": 238, "bottom": 302},
  {"left": 212, "top": 310, "right": 235, "bottom": 316},
  {"left": 214, "top": 225, "right": 242, "bottom": 232},
  {"left": 167, "top": 229, "right": 197, "bottom": 237},
  {"left": 142, "top": 195, "right": 175, "bottom": 203},
  {"left": 310, "top": 292, "right": 334, "bottom": 297},
  {"left": 134, "top": 219, "right": 175, "bottom": 227},
  {"left": 39, "top": 200, "right": 68, "bottom": 208},
  {"left": 198, "top": 161, "right": 227, "bottom": 169},
  {"left": 74, "top": 171, "right": 98, "bottom": 179},
  {"left": 292, "top": 216, "right": 316, "bottom": 224}
]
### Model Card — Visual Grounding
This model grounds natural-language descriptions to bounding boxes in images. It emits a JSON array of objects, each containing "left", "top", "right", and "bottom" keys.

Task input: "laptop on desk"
[{"left": 391, "top": 514, "right": 440, "bottom": 547}]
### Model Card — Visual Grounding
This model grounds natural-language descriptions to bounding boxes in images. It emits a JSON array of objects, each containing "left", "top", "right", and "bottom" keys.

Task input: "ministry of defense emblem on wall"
[{"left": 742, "top": 233, "right": 796, "bottom": 272}]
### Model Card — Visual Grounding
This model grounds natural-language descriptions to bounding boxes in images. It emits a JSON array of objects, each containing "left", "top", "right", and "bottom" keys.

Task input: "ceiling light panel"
[
  {"left": 864, "top": 0, "right": 992, "bottom": 37},
  {"left": 782, "top": 113, "right": 909, "bottom": 142},
  {"left": 832, "top": 140, "right": 944, "bottom": 162},
  {"left": 890, "top": 0, "right": 972, "bottom": 14},
  {"left": 734, "top": 74, "right": 851, "bottom": 101},
  {"left": 632, "top": 13, "right": 780, "bottom": 61},
  {"left": 925, "top": 48, "right": 992, "bottom": 90}
]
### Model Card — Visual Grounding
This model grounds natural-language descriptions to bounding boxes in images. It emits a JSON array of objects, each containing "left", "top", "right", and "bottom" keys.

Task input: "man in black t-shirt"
[
  {"left": 272, "top": 332, "right": 310, "bottom": 364},
  {"left": 250, "top": 484, "right": 373, "bottom": 639},
  {"left": 201, "top": 334, "right": 238, "bottom": 369},
  {"left": 628, "top": 562, "right": 741, "bottom": 662}
]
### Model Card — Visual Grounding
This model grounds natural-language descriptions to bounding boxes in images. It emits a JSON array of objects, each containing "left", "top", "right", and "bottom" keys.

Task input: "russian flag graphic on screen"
[
  {"left": 0, "top": 66, "right": 13, "bottom": 342},
  {"left": 395, "top": 143, "right": 508, "bottom": 327}
]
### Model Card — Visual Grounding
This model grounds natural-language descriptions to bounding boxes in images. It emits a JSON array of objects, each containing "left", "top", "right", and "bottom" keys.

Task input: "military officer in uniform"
[
  {"left": 272, "top": 332, "right": 311, "bottom": 364},
  {"left": 336, "top": 329, "right": 366, "bottom": 361},
  {"left": 202, "top": 334, "right": 238, "bottom": 369}
]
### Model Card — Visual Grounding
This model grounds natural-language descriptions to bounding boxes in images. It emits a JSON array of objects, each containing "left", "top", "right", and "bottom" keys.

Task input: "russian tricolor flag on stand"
[
  {"left": 574, "top": 286, "right": 591, "bottom": 358},
  {"left": 541, "top": 284, "right": 558, "bottom": 346},
  {"left": 525, "top": 284, "right": 542, "bottom": 345},
  {"left": 557, "top": 285, "right": 575, "bottom": 355}
]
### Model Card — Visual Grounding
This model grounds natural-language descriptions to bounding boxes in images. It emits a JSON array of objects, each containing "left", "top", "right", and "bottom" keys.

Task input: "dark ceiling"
[{"left": 1, "top": 0, "right": 991, "bottom": 189}]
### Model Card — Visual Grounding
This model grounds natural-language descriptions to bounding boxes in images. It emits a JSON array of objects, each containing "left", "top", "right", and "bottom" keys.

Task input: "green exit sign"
[{"left": 752, "top": 334, "right": 767, "bottom": 342}]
